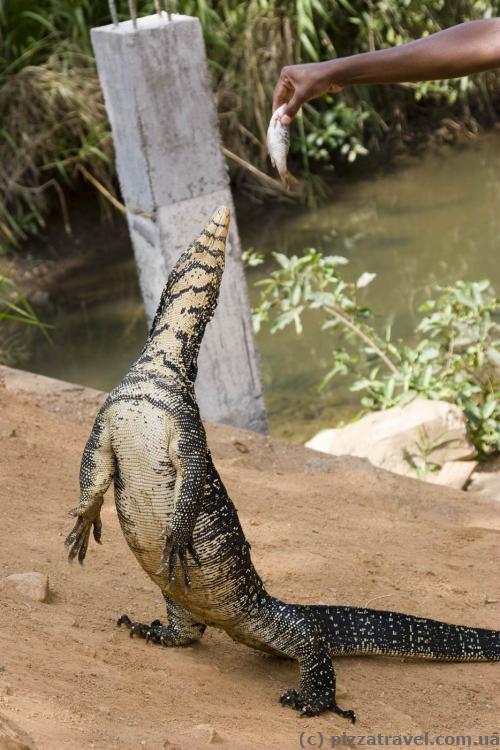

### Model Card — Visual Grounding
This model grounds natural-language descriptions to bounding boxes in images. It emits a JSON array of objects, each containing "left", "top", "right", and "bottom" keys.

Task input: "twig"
[
  {"left": 223, "top": 147, "right": 286, "bottom": 193},
  {"left": 78, "top": 165, "right": 126, "bottom": 215},
  {"left": 364, "top": 593, "right": 394, "bottom": 608},
  {"left": 10, "top": 178, "right": 72, "bottom": 237},
  {"left": 324, "top": 304, "right": 399, "bottom": 375}
]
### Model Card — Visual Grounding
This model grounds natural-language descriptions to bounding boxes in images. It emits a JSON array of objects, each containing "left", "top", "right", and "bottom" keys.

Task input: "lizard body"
[{"left": 66, "top": 207, "right": 499, "bottom": 719}]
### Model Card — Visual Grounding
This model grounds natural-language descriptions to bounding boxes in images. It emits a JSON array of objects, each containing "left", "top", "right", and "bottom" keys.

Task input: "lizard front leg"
[
  {"left": 158, "top": 401, "right": 207, "bottom": 587},
  {"left": 65, "top": 404, "right": 115, "bottom": 563}
]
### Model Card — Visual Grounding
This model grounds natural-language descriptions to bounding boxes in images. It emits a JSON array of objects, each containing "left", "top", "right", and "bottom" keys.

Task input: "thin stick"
[
  {"left": 128, "top": 0, "right": 137, "bottom": 29},
  {"left": 108, "top": 0, "right": 119, "bottom": 27},
  {"left": 364, "top": 593, "right": 394, "bottom": 608},
  {"left": 164, "top": 0, "right": 172, "bottom": 21},
  {"left": 11, "top": 178, "right": 72, "bottom": 237},
  {"left": 223, "top": 147, "right": 287, "bottom": 193},
  {"left": 78, "top": 166, "right": 127, "bottom": 216},
  {"left": 324, "top": 304, "right": 399, "bottom": 375}
]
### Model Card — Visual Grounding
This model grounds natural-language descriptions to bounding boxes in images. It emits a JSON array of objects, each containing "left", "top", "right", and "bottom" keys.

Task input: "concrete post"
[{"left": 91, "top": 13, "right": 267, "bottom": 433}]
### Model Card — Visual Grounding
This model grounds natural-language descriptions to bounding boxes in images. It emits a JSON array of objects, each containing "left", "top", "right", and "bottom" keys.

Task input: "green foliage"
[
  {"left": 0, "top": 273, "right": 49, "bottom": 363},
  {"left": 2, "top": 0, "right": 500, "bottom": 249},
  {"left": 0, "top": 45, "right": 114, "bottom": 252},
  {"left": 0, "top": 1, "right": 120, "bottom": 251},
  {"left": 241, "top": 248, "right": 265, "bottom": 267},
  {"left": 253, "top": 252, "right": 500, "bottom": 457},
  {"left": 0, "top": 273, "right": 46, "bottom": 326},
  {"left": 303, "top": 98, "right": 369, "bottom": 163}
]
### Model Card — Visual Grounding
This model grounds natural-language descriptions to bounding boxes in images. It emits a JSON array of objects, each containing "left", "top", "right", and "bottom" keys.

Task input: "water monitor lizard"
[{"left": 65, "top": 206, "right": 499, "bottom": 720}]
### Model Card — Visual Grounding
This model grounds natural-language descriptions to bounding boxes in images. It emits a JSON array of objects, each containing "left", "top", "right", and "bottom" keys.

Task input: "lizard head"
[{"left": 142, "top": 206, "right": 230, "bottom": 382}]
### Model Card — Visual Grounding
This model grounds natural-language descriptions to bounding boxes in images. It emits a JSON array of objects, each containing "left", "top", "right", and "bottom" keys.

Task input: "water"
[{"left": 20, "top": 134, "right": 500, "bottom": 442}]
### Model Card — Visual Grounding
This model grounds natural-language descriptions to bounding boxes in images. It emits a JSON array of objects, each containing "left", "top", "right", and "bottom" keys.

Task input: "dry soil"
[{"left": 0, "top": 367, "right": 499, "bottom": 750}]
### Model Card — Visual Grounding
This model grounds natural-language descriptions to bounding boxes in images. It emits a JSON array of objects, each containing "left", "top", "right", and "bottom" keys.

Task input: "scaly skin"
[{"left": 65, "top": 206, "right": 500, "bottom": 719}]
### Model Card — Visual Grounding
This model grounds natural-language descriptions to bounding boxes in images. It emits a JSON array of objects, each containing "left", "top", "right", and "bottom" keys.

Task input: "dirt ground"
[{"left": 0, "top": 367, "right": 499, "bottom": 750}]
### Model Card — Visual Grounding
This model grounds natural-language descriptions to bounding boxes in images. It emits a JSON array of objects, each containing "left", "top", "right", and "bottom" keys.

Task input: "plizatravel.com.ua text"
[{"left": 298, "top": 733, "right": 500, "bottom": 748}]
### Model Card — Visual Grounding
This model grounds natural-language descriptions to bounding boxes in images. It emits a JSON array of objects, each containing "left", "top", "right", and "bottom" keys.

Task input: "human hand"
[{"left": 272, "top": 61, "right": 343, "bottom": 124}]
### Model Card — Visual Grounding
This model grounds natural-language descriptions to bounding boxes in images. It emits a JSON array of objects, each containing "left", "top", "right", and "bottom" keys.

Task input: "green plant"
[
  {"left": 2, "top": 0, "right": 500, "bottom": 249},
  {"left": 0, "top": 273, "right": 48, "bottom": 326},
  {"left": 402, "top": 430, "right": 458, "bottom": 477},
  {"left": 303, "top": 99, "right": 369, "bottom": 164},
  {"left": 253, "top": 251, "right": 500, "bottom": 457},
  {"left": 0, "top": 273, "right": 50, "bottom": 363},
  {"left": 0, "top": 46, "right": 114, "bottom": 252},
  {"left": 0, "top": 1, "right": 128, "bottom": 252},
  {"left": 241, "top": 248, "right": 265, "bottom": 267}
]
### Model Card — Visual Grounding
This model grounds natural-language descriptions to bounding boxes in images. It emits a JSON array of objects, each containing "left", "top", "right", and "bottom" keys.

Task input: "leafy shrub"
[{"left": 253, "top": 251, "right": 500, "bottom": 457}]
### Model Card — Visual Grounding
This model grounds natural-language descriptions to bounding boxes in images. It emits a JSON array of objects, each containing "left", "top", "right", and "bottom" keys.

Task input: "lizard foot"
[
  {"left": 65, "top": 508, "right": 102, "bottom": 564},
  {"left": 117, "top": 614, "right": 205, "bottom": 647},
  {"left": 279, "top": 688, "right": 356, "bottom": 722},
  {"left": 117, "top": 614, "right": 176, "bottom": 645}
]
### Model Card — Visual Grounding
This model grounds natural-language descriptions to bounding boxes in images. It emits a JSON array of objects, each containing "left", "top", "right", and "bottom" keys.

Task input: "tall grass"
[
  {"left": 1, "top": 0, "right": 500, "bottom": 251},
  {"left": 0, "top": 272, "right": 50, "bottom": 363}
]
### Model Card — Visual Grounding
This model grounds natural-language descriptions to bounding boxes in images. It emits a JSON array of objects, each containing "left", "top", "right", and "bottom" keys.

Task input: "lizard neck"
[
  {"left": 135, "top": 206, "right": 229, "bottom": 384},
  {"left": 138, "top": 321, "right": 204, "bottom": 384}
]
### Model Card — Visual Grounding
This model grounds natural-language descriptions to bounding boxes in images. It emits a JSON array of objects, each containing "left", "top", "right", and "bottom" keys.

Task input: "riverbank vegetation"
[
  {"left": 0, "top": 274, "right": 48, "bottom": 363},
  {"left": 253, "top": 254, "right": 500, "bottom": 458},
  {"left": 2, "top": 0, "right": 500, "bottom": 252}
]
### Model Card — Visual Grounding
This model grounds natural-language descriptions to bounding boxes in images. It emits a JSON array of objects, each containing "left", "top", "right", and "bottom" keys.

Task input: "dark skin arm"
[{"left": 273, "top": 18, "right": 500, "bottom": 124}]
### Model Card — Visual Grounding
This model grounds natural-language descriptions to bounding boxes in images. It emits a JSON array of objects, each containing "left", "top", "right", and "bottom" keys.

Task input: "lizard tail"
[{"left": 314, "top": 605, "right": 500, "bottom": 661}]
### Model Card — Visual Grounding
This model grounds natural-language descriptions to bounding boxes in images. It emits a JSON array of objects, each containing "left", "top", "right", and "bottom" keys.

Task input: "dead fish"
[{"left": 266, "top": 104, "right": 298, "bottom": 191}]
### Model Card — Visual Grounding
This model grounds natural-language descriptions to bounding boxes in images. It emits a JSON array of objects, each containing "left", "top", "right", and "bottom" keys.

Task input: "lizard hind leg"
[
  {"left": 280, "top": 644, "right": 355, "bottom": 721},
  {"left": 236, "top": 598, "right": 355, "bottom": 720},
  {"left": 117, "top": 593, "right": 206, "bottom": 647}
]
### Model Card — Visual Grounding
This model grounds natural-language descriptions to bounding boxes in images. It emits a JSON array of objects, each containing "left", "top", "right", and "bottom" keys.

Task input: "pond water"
[{"left": 21, "top": 133, "right": 500, "bottom": 442}]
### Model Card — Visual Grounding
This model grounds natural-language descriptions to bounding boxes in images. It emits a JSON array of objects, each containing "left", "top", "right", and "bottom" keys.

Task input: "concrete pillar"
[{"left": 91, "top": 13, "right": 267, "bottom": 433}]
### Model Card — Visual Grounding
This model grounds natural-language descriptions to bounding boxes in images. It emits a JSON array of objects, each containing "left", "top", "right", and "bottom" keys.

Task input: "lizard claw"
[
  {"left": 156, "top": 538, "right": 201, "bottom": 587},
  {"left": 65, "top": 507, "right": 103, "bottom": 564},
  {"left": 93, "top": 515, "right": 102, "bottom": 544},
  {"left": 187, "top": 541, "right": 201, "bottom": 567}
]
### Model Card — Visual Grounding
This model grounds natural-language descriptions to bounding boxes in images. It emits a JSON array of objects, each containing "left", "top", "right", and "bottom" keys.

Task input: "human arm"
[{"left": 273, "top": 18, "right": 500, "bottom": 123}]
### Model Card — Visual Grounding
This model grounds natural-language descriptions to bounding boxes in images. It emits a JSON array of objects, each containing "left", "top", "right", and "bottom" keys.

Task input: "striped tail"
[{"left": 315, "top": 606, "right": 500, "bottom": 661}]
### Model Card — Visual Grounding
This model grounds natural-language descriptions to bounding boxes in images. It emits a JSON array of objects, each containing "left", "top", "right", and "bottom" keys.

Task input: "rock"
[
  {"left": 427, "top": 461, "right": 478, "bottom": 490},
  {"left": 0, "top": 714, "right": 35, "bottom": 750},
  {"left": 192, "top": 724, "right": 220, "bottom": 744},
  {"left": 467, "top": 455, "right": 500, "bottom": 500},
  {"left": 305, "top": 399, "right": 475, "bottom": 478},
  {"left": 232, "top": 439, "right": 249, "bottom": 454},
  {"left": 3, "top": 573, "right": 49, "bottom": 603}
]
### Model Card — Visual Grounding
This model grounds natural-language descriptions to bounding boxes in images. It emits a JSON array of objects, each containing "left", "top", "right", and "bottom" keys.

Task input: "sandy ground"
[{"left": 0, "top": 367, "right": 499, "bottom": 750}]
